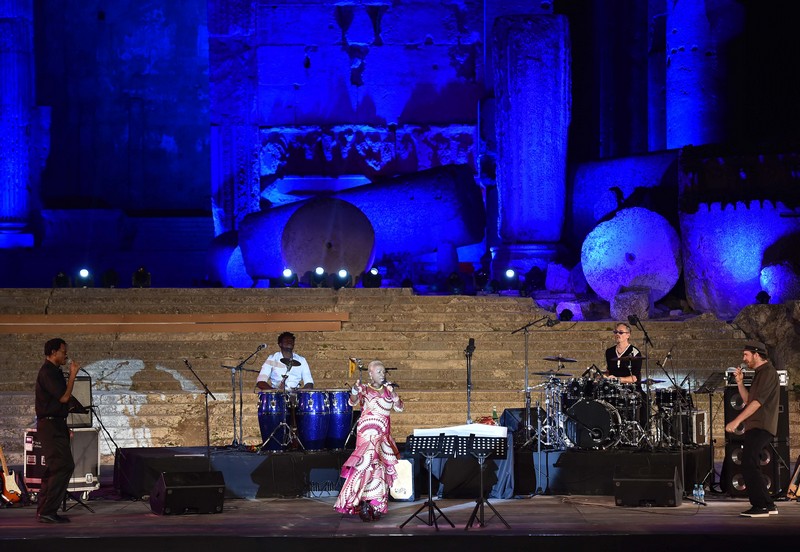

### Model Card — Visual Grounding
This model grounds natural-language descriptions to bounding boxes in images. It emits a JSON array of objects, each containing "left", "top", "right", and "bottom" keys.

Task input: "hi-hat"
[
  {"left": 280, "top": 358, "right": 301, "bottom": 367},
  {"left": 641, "top": 378, "right": 664, "bottom": 385},
  {"left": 533, "top": 370, "right": 573, "bottom": 377},
  {"left": 618, "top": 355, "right": 647, "bottom": 361},
  {"left": 543, "top": 355, "right": 577, "bottom": 363}
]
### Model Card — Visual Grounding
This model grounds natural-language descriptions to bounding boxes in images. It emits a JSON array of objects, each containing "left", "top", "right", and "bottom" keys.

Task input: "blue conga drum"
[
  {"left": 295, "top": 390, "right": 330, "bottom": 451},
  {"left": 326, "top": 389, "right": 353, "bottom": 449},
  {"left": 258, "top": 391, "right": 287, "bottom": 451}
]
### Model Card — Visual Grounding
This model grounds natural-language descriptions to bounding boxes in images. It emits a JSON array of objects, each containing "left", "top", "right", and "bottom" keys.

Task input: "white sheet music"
[{"left": 413, "top": 424, "right": 507, "bottom": 438}]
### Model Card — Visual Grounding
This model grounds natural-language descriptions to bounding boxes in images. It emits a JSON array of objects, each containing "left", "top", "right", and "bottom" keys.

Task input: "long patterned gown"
[{"left": 334, "top": 383, "right": 403, "bottom": 516}]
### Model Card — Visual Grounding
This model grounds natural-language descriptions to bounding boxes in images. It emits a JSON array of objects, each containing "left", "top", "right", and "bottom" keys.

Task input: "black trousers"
[
  {"left": 36, "top": 418, "right": 75, "bottom": 516},
  {"left": 742, "top": 428, "right": 775, "bottom": 509}
]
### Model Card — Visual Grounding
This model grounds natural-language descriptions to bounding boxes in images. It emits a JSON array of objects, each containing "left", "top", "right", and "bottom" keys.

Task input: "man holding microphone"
[{"left": 724, "top": 341, "right": 780, "bottom": 518}]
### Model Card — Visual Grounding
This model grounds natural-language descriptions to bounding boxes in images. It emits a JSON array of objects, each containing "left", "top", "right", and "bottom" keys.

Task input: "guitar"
[
  {"left": 787, "top": 455, "right": 800, "bottom": 500},
  {"left": 0, "top": 444, "right": 22, "bottom": 504}
]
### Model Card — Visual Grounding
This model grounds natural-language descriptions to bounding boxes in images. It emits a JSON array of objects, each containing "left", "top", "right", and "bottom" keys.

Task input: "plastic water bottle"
[
  {"left": 492, "top": 405, "right": 498, "bottom": 423},
  {"left": 692, "top": 484, "right": 699, "bottom": 501},
  {"left": 698, "top": 485, "right": 705, "bottom": 503}
]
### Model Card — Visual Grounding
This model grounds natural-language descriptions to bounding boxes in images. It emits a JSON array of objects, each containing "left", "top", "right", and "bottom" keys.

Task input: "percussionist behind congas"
[{"left": 256, "top": 331, "right": 314, "bottom": 391}]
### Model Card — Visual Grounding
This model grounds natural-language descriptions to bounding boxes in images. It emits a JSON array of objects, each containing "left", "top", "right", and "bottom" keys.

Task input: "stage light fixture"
[
  {"left": 280, "top": 268, "right": 299, "bottom": 287},
  {"left": 755, "top": 290, "right": 770, "bottom": 304},
  {"left": 53, "top": 271, "right": 72, "bottom": 288},
  {"left": 360, "top": 267, "right": 382, "bottom": 288},
  {"left": 132, "top": 266, "right": 151, "bottom": 288},
  {"left": 75, "top": 268, "right": 94, "bottom": 288},
  {"left": 446, "top": 271, "right": 465, "bottom": 295},
  {"left": 333, "top": 269, "right": 351, "bottom": 290},
  {"left": 311, "top": 266, "right": 328, "bottom": 287},
  {"left": 474, "top": 269, "right": 490, "bottom": 290},
  {"left": 502, "top": 268, "right": 519, "bottom": 290},
  {"left": 101, "top": 269, "right": 119, "bottom": 288}
]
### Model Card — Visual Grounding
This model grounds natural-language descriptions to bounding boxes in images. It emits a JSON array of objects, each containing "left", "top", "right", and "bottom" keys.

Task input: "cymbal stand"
[
  {"left": 259, "top": 376, "right": 306, "bottom": 452},
  {"left": 511, "top": 317, "right": 547, "bottom": 446},
  {"left": 223, "top": 345, "right": 264, "bottom": 448}
]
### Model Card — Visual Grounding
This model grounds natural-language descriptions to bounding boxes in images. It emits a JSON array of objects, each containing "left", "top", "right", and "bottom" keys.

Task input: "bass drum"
[{"left": 565, "top": 399, "right": 621, "bottom": 450}]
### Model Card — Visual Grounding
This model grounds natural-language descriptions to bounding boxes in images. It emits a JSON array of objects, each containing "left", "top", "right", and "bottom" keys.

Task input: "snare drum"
[
  {"left": 258, "top": 391, "right": 288, "bottom": 451},
  {"left": 295, "top": 390, "right": 330, "bottom": 451},
  {"left": 326, "top": 389, "right": 353, "bottom": 449},
  {"left": 655, "top": 388, "right": 692, "bottom": 410}
]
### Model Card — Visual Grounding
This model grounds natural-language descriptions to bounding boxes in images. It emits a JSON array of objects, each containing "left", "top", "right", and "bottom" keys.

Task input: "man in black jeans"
[
  {"left": 34, "top": 338, "right": 81, "bottom": 523},
  {"left": 724, "top": 341, "right": 780, "bottom": 518}
]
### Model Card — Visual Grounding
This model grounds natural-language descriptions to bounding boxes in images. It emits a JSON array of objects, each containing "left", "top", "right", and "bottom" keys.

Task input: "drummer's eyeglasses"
[{"left": 612, "top": 330, "right": 629, "bottom": 334}]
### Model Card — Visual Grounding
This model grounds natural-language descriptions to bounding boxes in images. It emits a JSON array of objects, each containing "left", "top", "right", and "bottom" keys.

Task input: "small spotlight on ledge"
[
  {"left": 502, "top": 268, "right": 519, "bottom": 290},
  {"left": 132, "top": 266, "right": 151, "bottom": 288},
  {"left": 75, "top": 268, "right": 94, "bottom": 288},
  {"left": 333, "top": 269, "right": 352, "bottom": 290},
  {"left": 280, "top": 268, "right": 298, "bottom": 287},
  {"left": 53, "top": 271, "right": 72, "bottom": 288},
  {"left": 311, "top": 266, "right": 328, "bottom": 288},
  {"left": 360, "top": 267, "right": 382, "bottom": 288},
  {"left": 101, "top": 269, "right": 119, "bottom": 288}
]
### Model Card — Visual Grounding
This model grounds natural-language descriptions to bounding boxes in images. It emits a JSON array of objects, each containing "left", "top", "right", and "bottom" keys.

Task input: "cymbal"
[
  {"left": 280, "top": 358, "right": 301, "bottom": 367},
  {"left": 618, "top": 355, "right": 646, "bottom": 361},
  {"left": 543, "top": 355, "right": 577, "bottom": 363},
  {"left": 641, "top": 378, "right": 664, "bottom": 385},
  {"left": 533, "top": 370, "right": 573, "bottom": 377}
]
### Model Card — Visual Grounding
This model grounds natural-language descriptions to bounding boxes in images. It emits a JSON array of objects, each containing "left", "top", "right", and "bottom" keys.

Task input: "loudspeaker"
[
  {"left": 724, "top": 385, "right": 788, "bottom": 441},
  {"left": 722, "top": 441, "right": 790, "bottom": 497},
  {"left": 613, "top": 465, "right": 683, "bottom": 507},
  {"left": 149, "top": 471, "right": 225, "bottom": 515},
  {"left": 67, "top": 375, "right": 93, "bottom": 428}
]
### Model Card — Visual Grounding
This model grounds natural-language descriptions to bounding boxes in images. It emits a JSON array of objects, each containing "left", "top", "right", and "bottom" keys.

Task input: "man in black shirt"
[
  {"left": 34, "top": 338, "right": 81, "bottom": 523},
  {"left": 725, "top": 341, "right": 780, "bottom": 518}
]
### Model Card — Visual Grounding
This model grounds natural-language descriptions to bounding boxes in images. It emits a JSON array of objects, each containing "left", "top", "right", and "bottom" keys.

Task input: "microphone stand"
[
  {"left": 631, "top": 318, "right": 654, "bottom": 441},
  {"left": 185, "top": 359, "right": 217, "bottom": 471},
  {"left": 222, "top": 345, "right": 264, "bottom": 449},
  {"left": 511, "top": 316, "right": 548, "bottom": 445},
  {"left": 465, "top": 339, "right": 475, "bottom": 424}
]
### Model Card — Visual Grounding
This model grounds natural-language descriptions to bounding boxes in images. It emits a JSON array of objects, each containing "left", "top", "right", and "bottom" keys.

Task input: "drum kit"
[{"left": 527, "top": 355, "right": 697, "bottom": 451}]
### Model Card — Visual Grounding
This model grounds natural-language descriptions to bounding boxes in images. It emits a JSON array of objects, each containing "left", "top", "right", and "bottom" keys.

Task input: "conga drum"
[
  {"left": 295, "top": 390, "right": 330, "bottom": 451},
  {"left": 258, "top": 391, "right": 287, "bottom": 451},
  {"left": 326, "top": 389, "right": 353, "bottom": 449}
]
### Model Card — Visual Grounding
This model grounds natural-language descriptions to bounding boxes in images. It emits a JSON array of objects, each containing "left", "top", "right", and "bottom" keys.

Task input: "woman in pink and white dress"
[{"left": 334, "top": 360, "right": 403, "bottom": 521}]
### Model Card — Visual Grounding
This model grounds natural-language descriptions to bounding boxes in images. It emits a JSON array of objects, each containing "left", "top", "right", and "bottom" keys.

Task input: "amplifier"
[
  {"left": 725, "top": 368, "right": 788, "bottom": 387},
  {"left": 24, "top": 427, "right": 101, "bottom": 493}
]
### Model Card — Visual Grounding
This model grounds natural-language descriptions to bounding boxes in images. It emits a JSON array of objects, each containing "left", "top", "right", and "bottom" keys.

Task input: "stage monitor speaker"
[
  {"left": 149, "top": 471, "right": 225, "bottom": 515},
  {"left": 722, "top": 441, "right": 790, "bottom": 497},
  {"left": 613, "top": 465, "right": 683, "bottom": 507},
  {"left": 724, "top": 385, "right": 788, "bottom": 442},
  {"left": 67, "top": 375, "right": 93, "bottom": 428}
]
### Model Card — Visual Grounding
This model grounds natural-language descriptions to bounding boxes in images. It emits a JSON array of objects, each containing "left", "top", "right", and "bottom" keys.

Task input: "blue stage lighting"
[
  {"left": 502, "top": 268, "right": 519, "bottom": 290},
  {"left": 75, "top": 268, "right": 94, "bottom": 288},
  {"left": 311, "top": 266, "right": 328, "bottom": 287},
  {"left": 280, "top": 268, "right": 298, "bottom": 287},
  {"left": 361, "top": 267, "right": 382, "bottom": 288},
  {"left": 333, "top": 269, "right": 351, "bottom": 290}
]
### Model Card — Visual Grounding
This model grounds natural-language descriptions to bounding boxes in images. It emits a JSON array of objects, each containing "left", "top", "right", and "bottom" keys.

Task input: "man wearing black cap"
[{"left": 725, "top": 341, "right": 780, "bottom": 517}]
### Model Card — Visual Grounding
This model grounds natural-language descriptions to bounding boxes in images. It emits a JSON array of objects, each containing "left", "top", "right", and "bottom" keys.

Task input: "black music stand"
[
  {"left": 461, "top": 435, "right": 510, "bottom": 530},
  {"left": 400, "top": 435, "right": 456, "bottom": 530},
  {"left": 696, "top": 371, "right": 726, "bottom": 490}
]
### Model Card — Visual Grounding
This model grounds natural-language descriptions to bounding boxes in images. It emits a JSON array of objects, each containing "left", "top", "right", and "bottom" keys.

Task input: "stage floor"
[{"left": 2, "top": 466, "right": 799, "bottom": 552}]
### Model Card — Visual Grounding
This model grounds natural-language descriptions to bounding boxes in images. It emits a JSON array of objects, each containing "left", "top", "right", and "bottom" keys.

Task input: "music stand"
[
  {"left": 400, "top": 435, "right": 456, "bottom": 530},
  {"left": 461, "top": 435, "right": 510, "bottom": 530},
  {"left": 696, "top": 371, "right": 726, "bottom": 490}
]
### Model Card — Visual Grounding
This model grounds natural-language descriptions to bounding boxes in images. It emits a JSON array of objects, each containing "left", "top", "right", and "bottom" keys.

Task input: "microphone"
[
  {"left": 257, "top": 343, "right": 268, "bottom": 351},
  {"left": 545, "top": 318, "right": 560, "bottom": 327},
  {"left": 465, "top": 338, "right": 475, "bottom": 354},
  {"left": 656, "top": 347, "right": 673, "bottom": 368},
  {"left": 627, "top": 314, "right": 640, "bottom": 327},
  {"left": 382, "top": 379, "right": 400, "bottom": 389}
]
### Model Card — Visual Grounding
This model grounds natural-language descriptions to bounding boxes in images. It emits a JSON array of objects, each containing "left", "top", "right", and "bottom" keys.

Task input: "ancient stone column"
[
  {"left": 0, "top": 0, "right": 34, "bottom": 247},
  {"left": 491, "top": 15, "right": 570, "bottom": 275},
  {"left": 666, "top": 0, "right": 744, "bottom": 148}
]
